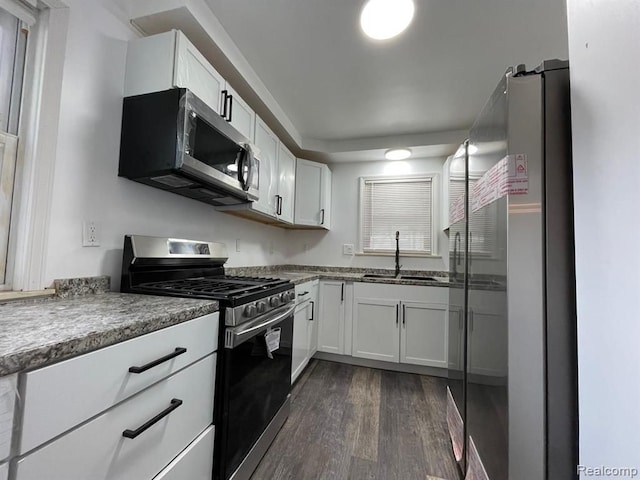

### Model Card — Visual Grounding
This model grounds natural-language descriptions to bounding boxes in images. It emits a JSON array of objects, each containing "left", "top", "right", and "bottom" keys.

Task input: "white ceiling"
[{"left": 204, "top": 0, "right": 568, "bottom": 158}]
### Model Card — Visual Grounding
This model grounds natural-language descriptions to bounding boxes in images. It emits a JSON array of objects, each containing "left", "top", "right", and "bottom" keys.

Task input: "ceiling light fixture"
[
  {"left": 385, "top": 148, "right": 412, "bottom": 161},
  {"left": 360, "top": 0, "right": 415, "bottom": 41}
]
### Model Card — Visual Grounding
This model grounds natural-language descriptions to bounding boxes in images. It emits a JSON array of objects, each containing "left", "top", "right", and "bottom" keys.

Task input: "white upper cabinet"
[
  {"left": 124, "top": 30, "right": 225, "bottom": 115},
  {"left": 294, "top": 159, "right": 332, "bottom": 229},
  {"left": 277, "top": 144, "right": 296, "bottom": 224},
  {"left": 251, "top": 116, "right": 279, "bottom": 217},
  {"left": 222, "top": 84, "right": 255, "bottom": 142}
]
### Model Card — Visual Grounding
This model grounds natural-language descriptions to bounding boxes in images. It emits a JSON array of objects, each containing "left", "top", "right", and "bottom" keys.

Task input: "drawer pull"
[
  {"left": 122, "top": 398, "right": 183, "bottom": 439},
  {"left": 128, "top": 347, "right": 187, "bottom": 374}
]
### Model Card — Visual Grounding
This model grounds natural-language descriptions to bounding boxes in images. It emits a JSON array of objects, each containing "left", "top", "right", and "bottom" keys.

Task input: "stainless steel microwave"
[{"left": 119, "top": 88, "right": 259, "bottom": 206}]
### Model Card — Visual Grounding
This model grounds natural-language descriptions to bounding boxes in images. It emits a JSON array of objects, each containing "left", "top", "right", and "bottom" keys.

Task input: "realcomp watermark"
[{"left": 578, "top": 465, "right": 639, "bottom": 478}]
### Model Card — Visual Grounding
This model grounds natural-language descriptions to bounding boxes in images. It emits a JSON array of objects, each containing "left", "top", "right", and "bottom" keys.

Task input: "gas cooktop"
[{"left": 136, "top": 276, "right": 291, "bottom": 300}]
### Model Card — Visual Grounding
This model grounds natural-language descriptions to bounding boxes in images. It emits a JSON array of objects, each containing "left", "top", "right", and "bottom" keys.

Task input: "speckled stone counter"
[
  {"left": 0, "top": 293, "right": 218, "bottom": 376},
  {"left": 225, "top": 265, "right": 450, "bottom": 287}
]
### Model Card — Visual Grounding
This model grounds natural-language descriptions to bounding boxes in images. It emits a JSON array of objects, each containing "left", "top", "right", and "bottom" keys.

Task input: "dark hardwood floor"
[{"left": 251, "top": 360, "right": 459, "bottom": 480}]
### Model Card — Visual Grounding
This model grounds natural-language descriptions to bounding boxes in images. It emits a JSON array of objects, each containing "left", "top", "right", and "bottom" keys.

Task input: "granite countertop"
[
  {"left": 0, "top": 293, "right": 219, "bottom": 376},
  {"left": 226, "top": 266, "right": 450, "bottom": 287},
  {"left": 226, "top": 265, "right": 506, "bottom": 290}
]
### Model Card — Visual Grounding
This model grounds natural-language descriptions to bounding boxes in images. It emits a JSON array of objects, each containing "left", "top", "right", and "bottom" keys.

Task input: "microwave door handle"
[{"left": 240, "top": 145, "right": 255, "bottom": 192}]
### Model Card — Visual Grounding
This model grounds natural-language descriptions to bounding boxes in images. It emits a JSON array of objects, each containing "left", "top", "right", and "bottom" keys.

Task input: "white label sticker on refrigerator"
[
  {"left": 265, "top": 328, "right": 281, "bottom": 354},
  {"left": 471, "top": 154, "right": 529, "bottom": 212},
  {"left": 507, "top": 153, "right": 529, "bottom": 195}
]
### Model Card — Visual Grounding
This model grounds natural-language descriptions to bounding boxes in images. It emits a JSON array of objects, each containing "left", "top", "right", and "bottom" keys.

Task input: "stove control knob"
[
  {"left": 256, "top": 301, "right": 267, "bottom": 313},
  {"left": 269, "top": 296, "right": 281, "bottom": 308},
  {"left": 244, "top": 304, "right": 257, "bottom": 318},
  {"left": 282, "top": 291, "right": 293, "bottom": 303}
]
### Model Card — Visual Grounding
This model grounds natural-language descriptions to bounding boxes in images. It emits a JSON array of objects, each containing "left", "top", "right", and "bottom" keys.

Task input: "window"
[
  {"left": 0, "top": 4, "right": 28, "bottom": 287},
  {"left": 449, "top": 176, "right": 497, "bottom": 257},
  {"left": 360, "top": 175, "right": 437, "bottom": 255}
]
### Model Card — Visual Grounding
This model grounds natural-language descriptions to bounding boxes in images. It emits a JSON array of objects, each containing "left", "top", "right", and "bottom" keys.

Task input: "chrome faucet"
[{"left": 395, "top": 231, "right": 402, "bottom": 277}]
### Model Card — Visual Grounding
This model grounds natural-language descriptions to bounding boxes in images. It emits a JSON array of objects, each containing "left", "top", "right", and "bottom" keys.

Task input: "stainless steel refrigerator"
[{"left": 446, "top": 60, "right": 578, "bottom": 480}]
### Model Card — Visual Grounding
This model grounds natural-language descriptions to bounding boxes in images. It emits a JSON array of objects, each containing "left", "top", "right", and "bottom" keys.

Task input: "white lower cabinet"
[
  {"left": 352, "top": 298, "right": 399, "bottom": 362},
  {"left": 292, "top": 301, "right": 310, "bottom": 383},
  {"left": 318, "top": 281, "right": 347, "bottom": 354},
  {"left": 468, "top": 291, "right": 507, "bottom": 377},
  {"left": 15, "top": 354, "right": 216, "bottom": 480},
  {"left": 292, "top": 280, "right": 319, "bottom": 383},
  {"left": 352, "top": 283, "right": 449, "bottom": 369},
  {"left": 152, "top": 426, "right": 214, "bottom": 480},
  {"left": 0, "top": 461, "right": 8, "bottom": 480},
  {"left": 401, "top": 302, "right": 448, "bottom": 368},
  {"left": 19, "top": 314, "right": 218, "bottom": 455},
  {"left": 0, "top": 374, "right": 17, "bottom": 462}
]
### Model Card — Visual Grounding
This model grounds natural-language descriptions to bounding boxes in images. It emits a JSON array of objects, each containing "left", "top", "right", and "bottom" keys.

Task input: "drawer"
[
  {"left": 15, "top": 353, "right": 216, "bottom": 480},
  {"left": 0, "top": 461, "right": 8, "bottom": 480},
  {"left": 0, "top": 374, "right": 17, "bottom": 462},
  {"left": 153, "top": 425, "right": 214, "bottom": 480},
  {"left": 295, "top": 280, "right": 318, "bottom": 302},
  {"left": 20, "top": 313, "right": 218, "bottom": 454},
  {"left": 354, "top": 282, "right": 448, "bottom": 303}
]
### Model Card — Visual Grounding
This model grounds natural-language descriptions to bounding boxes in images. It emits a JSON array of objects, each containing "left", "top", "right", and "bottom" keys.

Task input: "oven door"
[{"left": 217, "top": 302, "right": 294, "bottom": 480}]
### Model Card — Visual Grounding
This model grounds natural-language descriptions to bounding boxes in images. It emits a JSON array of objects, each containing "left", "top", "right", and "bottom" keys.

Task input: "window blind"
[
  {"left": 449, "top": 177, "right": 497, "bottom": 256},
  {"left": 361, "top": 177, "right": 433, "bottom": 254}
]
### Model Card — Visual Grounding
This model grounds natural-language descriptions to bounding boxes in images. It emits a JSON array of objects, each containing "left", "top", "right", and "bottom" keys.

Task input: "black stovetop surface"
[{"left": 130, "top": 275, "right": 291, "bottom": 306}]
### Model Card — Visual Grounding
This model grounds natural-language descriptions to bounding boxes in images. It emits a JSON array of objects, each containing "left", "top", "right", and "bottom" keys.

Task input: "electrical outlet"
[
  {"left": 82, "top": 221, "right": 100, "bottom": 247},
  {"left": 343, "top": 244, "right": 354, "bottom": 255},
  {"left": 235, "top": 239, "right": 241, "bottom": 252}
]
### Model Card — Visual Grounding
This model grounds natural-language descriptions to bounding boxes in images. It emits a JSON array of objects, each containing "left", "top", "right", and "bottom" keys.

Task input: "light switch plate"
[{"left": 343, "top": 244, "right": 354, "bottom": 255}]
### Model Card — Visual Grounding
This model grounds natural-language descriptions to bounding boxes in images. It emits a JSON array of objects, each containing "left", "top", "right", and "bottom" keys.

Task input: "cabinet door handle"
[
  {"left": 128, "top": 347, "right": 187, "bottom": 374},
  {"left": 320, "top": 209, "right": 325, "bottom": 225},
  {"left": 396, "top": 304, "right": 399, "bottom": 326},
  {"left": 122, "top": 398, "right": 183, "bottom": 439},
  {"left": 220, "top": 90, "right": 228, "bottom": 119},
  {"left": 341, "top": 283, "right": 344, "bottom": 302},
  {"left": 298, "top": 291, "right": 309, "bottom": 297},
  {"left": 402, "top": 304, "right": 406, "bottom": 327},
  {"left": 276, "top": 195, "right": 283, "bottom": 215},
  {"left": 227, "top": 94, "right": 233, "bottom": 122},
  {"left": 309, "top": 301, "right": 315, "bottom": 321}
]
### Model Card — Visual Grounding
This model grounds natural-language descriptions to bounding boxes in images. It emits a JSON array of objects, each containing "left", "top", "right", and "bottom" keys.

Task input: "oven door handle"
[{"left": 225, "top": 302, "right": 295, "bottom": 349}]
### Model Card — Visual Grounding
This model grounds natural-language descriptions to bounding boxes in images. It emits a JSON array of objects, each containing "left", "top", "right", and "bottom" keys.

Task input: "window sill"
[
  {"left": 355, "top": 252, "right": 442, "bottom": 259},
  {"left": 0, "top": 289, "right": 56, "bottom": 302}
]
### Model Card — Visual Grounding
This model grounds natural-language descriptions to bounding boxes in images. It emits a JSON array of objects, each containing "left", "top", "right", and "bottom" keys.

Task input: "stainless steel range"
[{"left": 121, "top": 235, "right": 294, "bottom": 480}]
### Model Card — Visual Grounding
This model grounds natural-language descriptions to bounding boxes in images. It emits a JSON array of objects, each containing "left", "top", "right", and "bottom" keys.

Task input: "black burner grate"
[{"left": 138, "top": 276, "right": 288, "bottom": 299}]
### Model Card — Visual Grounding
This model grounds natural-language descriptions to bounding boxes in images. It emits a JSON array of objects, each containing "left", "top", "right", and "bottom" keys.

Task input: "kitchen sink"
[
  {"left": 399, "top": 275, "right": 441, "bottom": 282},
  {"left": 362, "top": 274, "right": 398, "bottom": 279}
]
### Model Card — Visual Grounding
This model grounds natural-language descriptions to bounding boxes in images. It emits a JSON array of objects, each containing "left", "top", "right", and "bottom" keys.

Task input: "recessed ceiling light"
[
  {"left": 385, "top": 148, "right": 412, "bottom": 161},
  {"left": 360, "top": 0, "right": 415, "bottom": 41}
]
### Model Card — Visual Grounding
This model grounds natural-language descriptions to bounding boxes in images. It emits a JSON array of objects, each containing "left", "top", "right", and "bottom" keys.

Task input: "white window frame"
[
  {"left": 358, "top": 173, "right": 440, "bottom": 257},
  {"left": 2, "top": 0, "right": 69, "bottom": 291}
]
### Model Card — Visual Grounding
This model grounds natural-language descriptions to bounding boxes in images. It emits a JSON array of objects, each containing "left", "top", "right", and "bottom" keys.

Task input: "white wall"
[
  {"left": 286, "top": 158, "right": 449, "bottom": 271},
  {"left": 43, "top": 0, "right": 288, "bottom": 289},
  {"left": 566, "top": 0, "right": 640, "bottom": 473}
]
